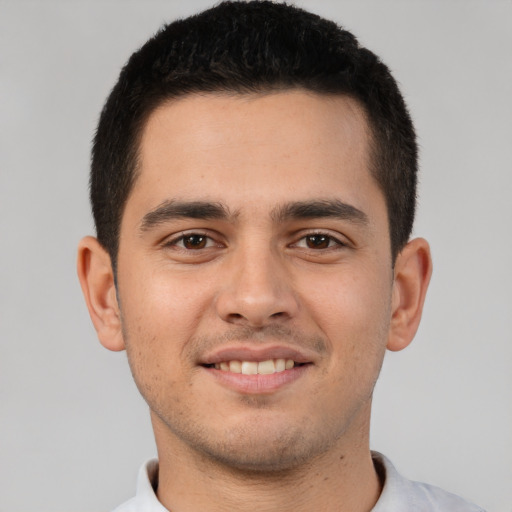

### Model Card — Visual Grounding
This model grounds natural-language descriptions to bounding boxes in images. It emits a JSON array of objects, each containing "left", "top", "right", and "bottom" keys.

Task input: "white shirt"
[{"left": 112, "top": 452, "right": 485, "bottom": 511}]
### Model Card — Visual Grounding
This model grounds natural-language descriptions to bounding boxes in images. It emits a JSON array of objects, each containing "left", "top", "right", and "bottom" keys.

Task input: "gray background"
[{"left": 1, "top": 1, "right": 511, "bottom": 511}]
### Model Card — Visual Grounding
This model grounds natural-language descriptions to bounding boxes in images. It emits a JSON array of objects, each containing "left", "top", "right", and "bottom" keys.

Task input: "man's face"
[{"left": 116, "top": 91, "right": 395, "bottom": 471}]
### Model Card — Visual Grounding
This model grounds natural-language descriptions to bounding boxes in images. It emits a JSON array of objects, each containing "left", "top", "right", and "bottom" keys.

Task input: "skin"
[{"left": 78, "top": 90, "right": 432, "bottom": 512}]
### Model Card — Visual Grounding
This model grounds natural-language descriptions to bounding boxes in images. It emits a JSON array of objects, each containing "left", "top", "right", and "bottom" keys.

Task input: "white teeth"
[
  {"left": 241, "top": 361, "right": 258, "bottom": 375},
  {"left": 214, "top": 358, "right": 296, "bottom": 374},
  {"left": 229, "top": 360, "right": 242, "bottom": 373},
  {"left": 257, "top": 359, "right": 275, "bottom": 375}
]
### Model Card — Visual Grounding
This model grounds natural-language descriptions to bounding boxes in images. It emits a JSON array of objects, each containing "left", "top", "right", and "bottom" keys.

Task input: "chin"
[{"left": 191, "top": 421, "right": 337, "bottom": 474}]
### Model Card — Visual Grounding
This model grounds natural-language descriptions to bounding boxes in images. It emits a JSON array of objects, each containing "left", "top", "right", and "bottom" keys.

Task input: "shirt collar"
[
  {"left": 132, "top": 459, "right": 168, "bottom": 511},
  {"left": 130, "top": 452, "right": 477, "bottom": 511}
]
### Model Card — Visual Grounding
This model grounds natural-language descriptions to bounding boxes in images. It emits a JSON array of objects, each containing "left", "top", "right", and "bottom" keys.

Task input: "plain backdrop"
[{"left": 1, "top": 1, "right": 511, "bottom": 511}]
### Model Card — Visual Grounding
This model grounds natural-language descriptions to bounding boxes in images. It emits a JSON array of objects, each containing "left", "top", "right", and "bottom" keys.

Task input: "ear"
[
  {"left": 77, "top": 236, "right": 125, "bottom": 351},
  {"left": 387, "top": 237, "right": 432, "bottom": 352}
]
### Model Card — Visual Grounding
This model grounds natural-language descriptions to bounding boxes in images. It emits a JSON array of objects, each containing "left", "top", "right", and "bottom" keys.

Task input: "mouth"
[
  {"left": 199, "top": 346, "right": 314, "bottom": 394},
  {"left": 203, "top": 358, "right": 307, "bottom": 375}
]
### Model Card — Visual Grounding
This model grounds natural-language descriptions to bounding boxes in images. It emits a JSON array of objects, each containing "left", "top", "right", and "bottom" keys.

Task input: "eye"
[
  {"left": 166, "top": 233, "right": 219, "bottom": 250},
  {"left": 294, "top": 233, "right": 344, "bottom": 250},
  {"left": 180, "top": 234, "right": 209, "bottom": 250}
]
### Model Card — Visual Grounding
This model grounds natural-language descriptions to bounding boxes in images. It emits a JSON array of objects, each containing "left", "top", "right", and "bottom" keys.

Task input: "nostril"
[{"left": 227, "top": 313, "right": 244, "bottom": 321}]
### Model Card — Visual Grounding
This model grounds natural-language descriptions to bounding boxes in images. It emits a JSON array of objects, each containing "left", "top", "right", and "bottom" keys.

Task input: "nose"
[{"left": 214, "top": 246, "right": 299, "bottom": 327}]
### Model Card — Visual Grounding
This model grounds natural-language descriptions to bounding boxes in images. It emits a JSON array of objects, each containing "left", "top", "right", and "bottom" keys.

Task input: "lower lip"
[{"left": 203, "top": 365, "right": 311, "bottom": 394}]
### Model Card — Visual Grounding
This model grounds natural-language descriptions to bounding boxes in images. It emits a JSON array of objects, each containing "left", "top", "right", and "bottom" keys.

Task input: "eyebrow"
[
  {"left": 271, "top": 199, "right": 369, "bottom": 225},
  {"left": 139, "top": 200, "right": 232, "bottom": 233},
  {"left": 139, "top": 198, "right": 368, "bottom": 233}
]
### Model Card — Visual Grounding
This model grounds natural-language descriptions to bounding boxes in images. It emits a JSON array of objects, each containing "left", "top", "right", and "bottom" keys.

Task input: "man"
[{"left": 77, "top": 1, "right": 484, "bottom": 510}]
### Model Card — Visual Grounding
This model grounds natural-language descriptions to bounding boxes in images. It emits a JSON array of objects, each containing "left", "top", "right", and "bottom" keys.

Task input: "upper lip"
[{"left": 199, "top": 344, "right": 317, "bottom": 366}]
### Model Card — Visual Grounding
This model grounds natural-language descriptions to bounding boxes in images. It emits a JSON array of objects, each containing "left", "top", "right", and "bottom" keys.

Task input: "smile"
[
  {"left": 203, "top": 359, "right": 311, "bottom": 394},
  {"left": 199, "top": 345, "right": 315, "bottom": 393},
  {"left": 211, "top": 359, "right": 296, "bottom": 375}
]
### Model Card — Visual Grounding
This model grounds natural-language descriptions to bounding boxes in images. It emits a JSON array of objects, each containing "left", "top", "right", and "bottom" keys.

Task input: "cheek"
[
  {"left": 304, "top": 264, "right": 391, "bottom": 329},
  {"left": 299, "top": 264, "right": 392, "bottom": 373},
  {"left": 120, "top": 266, "right": 214, "bottom": 344},
  {"left": 117, "top": 268, "right": 212, "bottom": 398}
]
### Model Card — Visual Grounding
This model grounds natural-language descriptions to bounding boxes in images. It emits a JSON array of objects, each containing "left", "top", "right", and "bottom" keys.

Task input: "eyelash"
[
  {"left": 292, "top": 232, "right": 345, "bottom": 250},
  {"left": 164, "top": 232, "right": 222, "bottom": 251},
  {"left": 164, "top": 231, "right": 346, "bottom": 251}
]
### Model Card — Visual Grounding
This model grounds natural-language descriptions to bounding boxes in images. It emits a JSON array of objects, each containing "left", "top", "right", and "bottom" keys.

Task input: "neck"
[{"left": 152, "top": 412, "right": 381, "bottom": 512}]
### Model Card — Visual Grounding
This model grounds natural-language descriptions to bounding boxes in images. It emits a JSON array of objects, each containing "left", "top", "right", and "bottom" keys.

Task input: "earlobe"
[
  {"left": 77, "top": 236, "right": 125, "bottom": 352},
  {"left": 387, "top": 238, "right": 432, "bottom": 352}
]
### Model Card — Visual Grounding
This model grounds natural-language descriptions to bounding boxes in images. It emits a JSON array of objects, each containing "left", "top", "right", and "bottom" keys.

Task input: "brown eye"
[
  {"left": 182, "top": 234, "right": 208, "bottom": 249},
  {"left": 305, "top": 234, "right": 331, "bottom": 249}
]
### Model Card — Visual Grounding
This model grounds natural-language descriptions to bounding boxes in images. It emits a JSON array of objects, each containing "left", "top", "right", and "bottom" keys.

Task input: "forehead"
[{"left": 129, "top": 90, "right": 379, "bottom": 221}]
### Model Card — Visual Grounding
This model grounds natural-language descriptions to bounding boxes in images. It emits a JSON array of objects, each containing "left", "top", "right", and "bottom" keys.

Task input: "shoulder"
[{"left": 372, "top": 452, "right": 486, "bottom": 512}]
